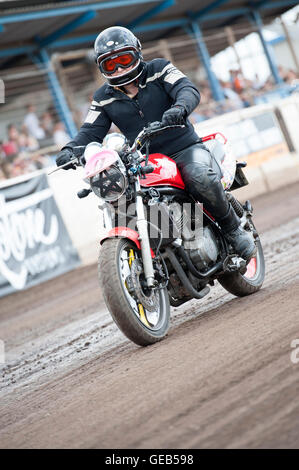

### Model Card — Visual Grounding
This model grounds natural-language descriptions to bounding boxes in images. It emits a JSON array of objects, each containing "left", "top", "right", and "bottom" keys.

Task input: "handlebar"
[
  {"left": 72, "top": 146, "right": 86, "bottom": 159},
  {"left": 130, "top": 122, "right": 185, "bottom": 152},
  {"left": 140, "top": 165, "right": 155, "bottom": 175},
  {"left": 50, "top": 122, "right": 185, "bottom": 175},
  {"left": 48, "top": 145, "right": 86, "bottom": 174}
]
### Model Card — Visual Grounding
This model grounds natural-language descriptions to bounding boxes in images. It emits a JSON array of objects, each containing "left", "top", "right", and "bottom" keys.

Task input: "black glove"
[
  {"left": 161, "top": 105, "right": 186, "bottom": 126},
  {"left": 55, "top": 147, "right": 76, "bottom": 170}
]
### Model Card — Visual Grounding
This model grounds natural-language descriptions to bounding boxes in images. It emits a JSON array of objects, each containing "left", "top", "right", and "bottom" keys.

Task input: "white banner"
[{"left": 0, "top": 174, "right": 80, "bottom": 297}]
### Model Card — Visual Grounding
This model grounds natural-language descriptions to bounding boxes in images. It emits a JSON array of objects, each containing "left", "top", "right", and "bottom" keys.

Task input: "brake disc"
[{"left": 129, "top": 259, "right": 159, "bottom": 312}]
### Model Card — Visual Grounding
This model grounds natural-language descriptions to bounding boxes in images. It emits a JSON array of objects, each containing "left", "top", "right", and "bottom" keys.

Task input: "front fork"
[
  {"left": 99, "top": 178, "right": 155, "bottom": 288},
  {"left": 135, "top": 177, "right": 155, "bottom": 287}
]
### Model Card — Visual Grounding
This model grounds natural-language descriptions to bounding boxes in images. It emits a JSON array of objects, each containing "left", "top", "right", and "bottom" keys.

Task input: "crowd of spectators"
[
  {"left": 1, "top": 64, "right": 298, "bottom": 181},
  {"left": 0, "top": 104, "right": 71, "bottom": 180},
  {"left": 190, "top": 65, "right": 299, "bottom": 124}
]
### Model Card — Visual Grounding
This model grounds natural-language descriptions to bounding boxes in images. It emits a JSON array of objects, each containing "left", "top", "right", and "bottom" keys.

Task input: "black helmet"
[{"left": 94, "top": 26, "right": 144, "bottom": 86}]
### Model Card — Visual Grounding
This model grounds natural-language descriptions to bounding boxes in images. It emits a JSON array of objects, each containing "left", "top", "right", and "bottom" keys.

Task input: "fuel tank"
[{"left": 140, "top": 153, "right": 185, "bottom": 189}]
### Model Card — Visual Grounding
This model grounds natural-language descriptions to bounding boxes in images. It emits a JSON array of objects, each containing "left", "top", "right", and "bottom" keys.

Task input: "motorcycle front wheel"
[{"left": 98, "top": 238, "right": 170, "bottom": 346}]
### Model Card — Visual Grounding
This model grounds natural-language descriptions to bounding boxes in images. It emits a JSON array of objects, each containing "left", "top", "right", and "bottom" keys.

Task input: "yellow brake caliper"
[
  {"left": 138, "top": 304, "right": 150, "bottom": 327},
  {"left": 128, "top": 249, "right": 150, "bottom": 327},
  {"left": 128, "top": 249, "right": 134, "bottom": 268}
]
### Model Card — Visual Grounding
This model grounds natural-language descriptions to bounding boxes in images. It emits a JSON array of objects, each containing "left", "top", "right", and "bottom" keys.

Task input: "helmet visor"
[{"left": 99, "top": 51, "right": 138, "bottom": 75}]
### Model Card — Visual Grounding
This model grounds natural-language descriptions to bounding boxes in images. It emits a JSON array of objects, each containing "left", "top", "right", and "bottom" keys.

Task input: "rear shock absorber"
[{"left": 226, "top": 192, "right": 244, "bottom": 218}]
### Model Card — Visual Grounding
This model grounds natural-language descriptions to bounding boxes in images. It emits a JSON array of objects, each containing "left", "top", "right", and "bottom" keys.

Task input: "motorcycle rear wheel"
[
  {"left": 217, "top": 238, "right": 265, "bottom": 296},
  {"left": 98, "top": 238, "right": 170, "bottom": 346}
]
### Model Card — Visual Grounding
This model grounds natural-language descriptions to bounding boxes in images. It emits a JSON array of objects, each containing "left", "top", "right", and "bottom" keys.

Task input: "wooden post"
[
  {"left": 158, "top": 39, "right": 174, "bottom": 63},
  {"left": 280, "top": 18, "right": 299, "bottom": 75},
  {"left": 90, "top": 58, "right": 104, "bottom": 87},
  {"left": 52, "top": 54, "right": 82, "bottom": 128},
  {"left": 225, "top": 26, "right": 244, "bottom": 76}
]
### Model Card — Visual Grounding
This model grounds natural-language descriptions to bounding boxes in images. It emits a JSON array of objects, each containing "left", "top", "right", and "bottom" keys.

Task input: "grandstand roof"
[{"left": 0, "top": 0, "right": 298, "bottom": 69}]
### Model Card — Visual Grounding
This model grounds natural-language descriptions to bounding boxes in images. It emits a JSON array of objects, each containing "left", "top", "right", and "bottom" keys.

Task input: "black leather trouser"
[{"left": 171, "top": 143, "right": 240, "bottom": 232}]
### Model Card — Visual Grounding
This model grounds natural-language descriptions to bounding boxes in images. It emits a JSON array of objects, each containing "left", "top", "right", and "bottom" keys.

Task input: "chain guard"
[{"left": 128, "top": 259, "right": 160, "bottom": 312}]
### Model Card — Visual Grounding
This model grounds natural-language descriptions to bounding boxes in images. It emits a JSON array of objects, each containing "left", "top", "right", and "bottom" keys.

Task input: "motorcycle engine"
[
  {"left": 187, "top": 226, "right": 219, "bottom": 270},
  {"left": 170, "top": 202, "right": 219, "bottom": 271}
]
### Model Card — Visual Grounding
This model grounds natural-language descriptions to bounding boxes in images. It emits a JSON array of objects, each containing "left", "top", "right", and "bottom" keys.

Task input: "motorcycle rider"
[{"left": 56, "top": 26, "right": 256, "bottom": 260}]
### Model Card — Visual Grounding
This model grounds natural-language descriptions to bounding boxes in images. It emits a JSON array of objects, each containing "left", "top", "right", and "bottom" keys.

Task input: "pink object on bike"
[{"left": 84, "top": 149, "right": 119, "bottom": 179}]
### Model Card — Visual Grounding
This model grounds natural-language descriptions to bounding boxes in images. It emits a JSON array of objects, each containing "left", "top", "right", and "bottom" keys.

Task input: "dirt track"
[{"left": 1, "top": 182, "right": 299, "bottom": 449}]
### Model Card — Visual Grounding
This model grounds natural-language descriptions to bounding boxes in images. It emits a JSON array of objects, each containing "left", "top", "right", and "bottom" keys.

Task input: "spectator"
[
  {"left": 41, "top": 109, "right": 54, "bottom": 137},
  {"left": 0, "top": 165, "right": 6, "bottom": 180},
  {"left": 53, "top": 122, "right": 71, "bottom": 146},
  {"left": 251, "top": 73, "right": 265, "bottom": 91},
  {"left": 221, "top": 81, "right": 244, "bottom": 108},
  {"left": 18, "top": 130, "right": 39, "bottom": 152},
  {"left": 285, "top": 69, "right": 298, "bottom": 85},
  {"left": 18, "top": 133, "right": 29, "bottom": 153},
  {"left": 23, "top": 104, "right": 46, "bottom": 140},
  {"left": 229, "top": 69, "right": 246, "bottom": 94},
  {"left": 9, "top": 156, "right": 31, "bottom": 178},
  {"left": 0, "top": 140, "right": 11, "bottom": 179},
  {"left": 2, "top": 124, "right": 19, "bottom": 157},
  {"left": 190, "top": 105, "right": 207, "bottom": 124},
  {"left": 239, "top": 92, "right": 252, "bottom": 108},
  {"left": 278, "top": 65, "right": 289, "bottom": 83}
]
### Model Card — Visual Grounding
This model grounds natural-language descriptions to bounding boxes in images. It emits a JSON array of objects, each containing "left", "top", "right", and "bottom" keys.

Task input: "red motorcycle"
[{"left": 59, "top": 122, "right": 265, "bottom": 346}]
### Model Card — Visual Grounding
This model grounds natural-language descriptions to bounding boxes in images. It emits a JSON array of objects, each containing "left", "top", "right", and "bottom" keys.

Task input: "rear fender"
[{"left": 100, "top": 227, "right": 155, "bottom": 258}]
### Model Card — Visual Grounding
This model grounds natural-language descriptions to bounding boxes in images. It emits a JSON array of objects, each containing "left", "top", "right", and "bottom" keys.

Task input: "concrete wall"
[{"left": 277, "top": 95, "right": 299, "bottom": 152}]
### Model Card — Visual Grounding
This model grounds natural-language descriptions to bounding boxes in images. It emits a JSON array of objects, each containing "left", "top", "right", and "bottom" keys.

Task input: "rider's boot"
[{"left": 218, "top": 205, "right": 257, "bottom": 260}]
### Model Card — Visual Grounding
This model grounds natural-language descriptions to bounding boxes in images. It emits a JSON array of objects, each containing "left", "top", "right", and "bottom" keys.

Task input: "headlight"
[
  {"left": 103, "top": 132, "right": 127, "bottom": 152},
  {"left": 90, "top": 162, "right": 127, "bottom": 202}
]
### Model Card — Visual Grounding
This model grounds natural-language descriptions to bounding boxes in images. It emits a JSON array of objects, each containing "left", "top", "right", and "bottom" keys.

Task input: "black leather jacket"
[{"left": 67, "top": 58, "right": 201, "bottom": 156}]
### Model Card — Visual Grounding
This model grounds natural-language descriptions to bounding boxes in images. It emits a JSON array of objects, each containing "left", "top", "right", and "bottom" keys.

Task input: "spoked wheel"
[
  {"left": 98, "top": 238, "right": 170, "bottom": 346},
  {"left": 217, "top": 238, "right": 265, "bottom": 297}
]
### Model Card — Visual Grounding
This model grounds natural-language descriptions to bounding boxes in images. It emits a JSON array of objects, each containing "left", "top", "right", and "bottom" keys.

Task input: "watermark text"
[
  {"left": 0, "top": 340, "right": 5, "bottom": 364},
  {"left": 290, "top": 339, "right": 299, "bottom": 364}
]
